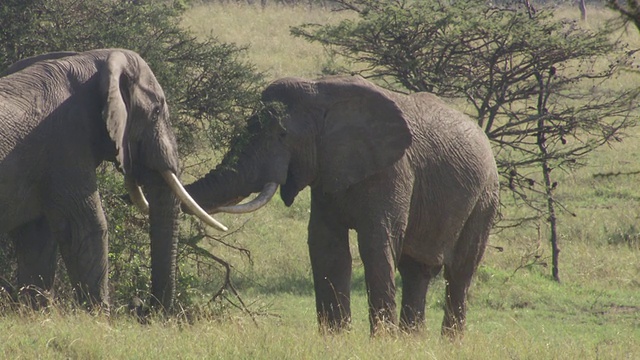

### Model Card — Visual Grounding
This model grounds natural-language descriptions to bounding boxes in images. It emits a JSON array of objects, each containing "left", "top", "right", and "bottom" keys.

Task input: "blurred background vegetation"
[{"left": 0, "top": 1, "right": 639, "bottom": 357}]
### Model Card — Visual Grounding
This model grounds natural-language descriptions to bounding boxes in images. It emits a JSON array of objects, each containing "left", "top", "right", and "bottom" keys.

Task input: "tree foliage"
[
  {"left": 608, "top": 0, "right": 640, "bottom": 31},
  {"left": 0, "top": 0, "right": 263, "bottom": 153},
  {"left": 0, "top": 0, "right": 262, "bottom": 307},
  {"left": 292, "top": 0, "right": 639, "bottom": 280}
]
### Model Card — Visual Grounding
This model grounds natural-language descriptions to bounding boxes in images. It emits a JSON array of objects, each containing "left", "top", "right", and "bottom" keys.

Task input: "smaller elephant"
[
  {"left": 0, "top": 49, "right": 225, "bottom": 309},
  {"left": 186, "top": 75, "right": 499, "bottom": 336}
]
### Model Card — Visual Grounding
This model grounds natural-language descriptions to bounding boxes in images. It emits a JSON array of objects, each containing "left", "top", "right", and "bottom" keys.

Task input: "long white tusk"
[
  {"left": 161, "top": 171, "right": 228, "bottom": 232},
  {"left": 216, "top": 182, "right": 278, "bottom": 214},
  {"left": 125, "top": 175, "right": 149, "bottom": 214}
]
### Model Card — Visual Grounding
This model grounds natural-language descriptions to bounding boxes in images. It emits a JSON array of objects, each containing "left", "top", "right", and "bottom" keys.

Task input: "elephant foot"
[
  {"left": 17, "top": 285, "right": 54, "bottom": 310},
  {"left": 128, "top": 296, "right": 151, "bottom": 324},
  {"left": 317, "top": 313, "right": 351, "bottom": 335},
  {"left": 399, "top": 317, "right": 426, "bottom": 334},
  {"left": 0, "top": 278, "right": 17, "bottom": 303},
  {"left": 72, "top": 287, "right": 109, "bottom": 313},
  {"left": 399, "top": 303, "right": 427, "bottom": 333},
  {"left": 370, "top": 317, "right": 401, "bottom": 336},
  {"left": 441, "top": 316, "right": 465, "bottom": 340},
  {"left": 370, "top": 321, "right": 401, "bottom": 337},
  {"left": 368, "top": 305, "right": 399, "bottom": 336}
]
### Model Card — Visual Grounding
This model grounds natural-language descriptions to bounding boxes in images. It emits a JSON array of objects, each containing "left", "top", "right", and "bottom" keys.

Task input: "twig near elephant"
[
  {"left": 0, "top": 49, "right": 226, "bottom": 311},
  {"left": 180, "top": 231, "right": 258, "bottom": 325},
  {"left": 185, "top": 75, "right": 500, "bottom": 337}
]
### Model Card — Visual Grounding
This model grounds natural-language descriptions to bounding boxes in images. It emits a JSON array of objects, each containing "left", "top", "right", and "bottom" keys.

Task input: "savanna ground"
[{"left": 1, "top": 3, "right": 639, "bottom": 359}]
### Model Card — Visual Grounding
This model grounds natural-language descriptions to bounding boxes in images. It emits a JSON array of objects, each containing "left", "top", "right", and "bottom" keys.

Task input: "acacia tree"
[
  {"left": 292, "top": 0, "right": 639, "bottom": 281},
  {"left": 608, "top": 0, "right": 640, "bottom": 30}
]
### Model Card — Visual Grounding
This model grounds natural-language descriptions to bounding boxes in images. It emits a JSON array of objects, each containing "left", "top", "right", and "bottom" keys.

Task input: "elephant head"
[
  {"left": 98, "top": 50, "right": 226, "bottom": 228},
  {"left": 96, "top": 50, "right": 227, "bottom": 309},
  {"left": 0, "top": 49, "right": 224, "bottom": 310},
  {"left": 186, "top": 75, "right": 412, "bottom": 213}
]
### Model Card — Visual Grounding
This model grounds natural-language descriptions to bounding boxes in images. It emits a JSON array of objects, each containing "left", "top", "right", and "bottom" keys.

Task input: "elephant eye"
[
  {"left": 152, "top": 105, "right": 161, "bottom": 120},
  {"left": 278, "top": 129, "right": 287, "bottom": 140}
]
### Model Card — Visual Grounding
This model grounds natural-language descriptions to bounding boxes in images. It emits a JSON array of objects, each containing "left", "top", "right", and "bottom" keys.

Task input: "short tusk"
[
  {"left": 216, "top": 182, "right": 278, "bottom": 214},
  {"left": 161, "top": 171, "right": 228, "bottom": 232},
  {"left": 124, "top": 175, "right": 149, "bottom": 214}
]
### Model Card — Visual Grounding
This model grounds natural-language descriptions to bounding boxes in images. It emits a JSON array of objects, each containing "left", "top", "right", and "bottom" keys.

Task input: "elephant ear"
[
  {"left": 315, "top": 76, "right": 412, "bottom": 193},
  {"left": 100, "top": 51, "right": 131, "bottom": 173}
]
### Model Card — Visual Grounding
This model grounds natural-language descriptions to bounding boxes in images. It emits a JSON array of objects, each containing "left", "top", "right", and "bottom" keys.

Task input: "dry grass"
[{"left": 182, "top": 2, "right": 352, "bottom": 78}]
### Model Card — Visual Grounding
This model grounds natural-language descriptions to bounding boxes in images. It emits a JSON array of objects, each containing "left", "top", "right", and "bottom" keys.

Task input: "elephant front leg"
[
  {"left": 307, "top": 205, "right": 351, "bottom": 332},
  {"left": 12, "top": 217, "right": 58, "bottom": 307},
  {"left": 47, "top": 190, "right": 110, "bottom": 309}
]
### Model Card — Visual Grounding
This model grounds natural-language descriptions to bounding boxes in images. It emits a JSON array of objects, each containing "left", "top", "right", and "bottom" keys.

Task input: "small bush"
[{"left": 605, "top": 224, "right": 640, "bottom": 248}]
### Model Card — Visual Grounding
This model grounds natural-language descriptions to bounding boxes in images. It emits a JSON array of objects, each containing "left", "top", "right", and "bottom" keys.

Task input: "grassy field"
[{"left": 1, "top": 3, "right": 640, "bottom": 359}]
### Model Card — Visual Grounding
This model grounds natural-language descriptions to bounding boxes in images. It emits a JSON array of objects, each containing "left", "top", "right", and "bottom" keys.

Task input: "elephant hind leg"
[
  {"left": 11, "top": 217, "right": 58, "bottom": 308},
  {"left": 442, "top": 192, "right": 497, "bottom": 338},
  {"left": 442, "top": 265, "right": 473, "bottom": 338},
  {"left": 398, "top": 254, "right": 441, "bottom": 332}
]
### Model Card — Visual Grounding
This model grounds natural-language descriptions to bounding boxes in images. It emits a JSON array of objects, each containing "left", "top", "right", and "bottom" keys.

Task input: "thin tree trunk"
[
  {"left": 539, "top": 158, "right": 560, "bottom": 282},
  {"left": 535, "top": 70, "right": 561, "bottom": 282},
  {"left": 579, "top": 0, "right": 587, "bottom": 21}
]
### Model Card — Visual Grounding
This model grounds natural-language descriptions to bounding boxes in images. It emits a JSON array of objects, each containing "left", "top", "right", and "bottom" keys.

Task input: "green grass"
[
  {"left": 1, "top": 271, "right": 638, "bottom": 359},
  {"left": 2, "top": 2, "right": 640, "bottom": 359}
]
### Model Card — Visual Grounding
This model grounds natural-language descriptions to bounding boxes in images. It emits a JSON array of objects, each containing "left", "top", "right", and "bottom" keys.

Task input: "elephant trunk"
[
  {"left": 185, "top": 165, "right": 268, "bottom": 214},
  {"left": 142, "top": 170, "right": 230, "bottom": 311},
  {"left": 145, "top": 180, "right": 180, "bottom": 311}
]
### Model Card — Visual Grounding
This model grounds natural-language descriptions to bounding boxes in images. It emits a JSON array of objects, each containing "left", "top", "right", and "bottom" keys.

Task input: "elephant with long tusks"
[{"left": 0, "top": 49, "right": 226, "bottom": 310}]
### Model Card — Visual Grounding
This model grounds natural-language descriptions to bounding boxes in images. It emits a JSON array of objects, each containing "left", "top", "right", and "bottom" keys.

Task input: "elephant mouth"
[
  {"left": 124, "top": 171, "right": 228, "bottom": 231},
  {"left": 280, "top": 168, "right": 305, "bottom": 207},
  {"left": 280, "top": 179, "right": 298, "bottom": 207}
]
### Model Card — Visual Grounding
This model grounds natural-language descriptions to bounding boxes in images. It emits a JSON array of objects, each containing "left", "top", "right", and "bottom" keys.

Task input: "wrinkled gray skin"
[
  {"left": 0, "top": 49, "right": 181, "bottom": 310},
  {"left": 0, "top": 51, "right": 79, "bottom": 76},
  {"left": 187, "top": 75, "right": 500, "bottom": 336}
]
